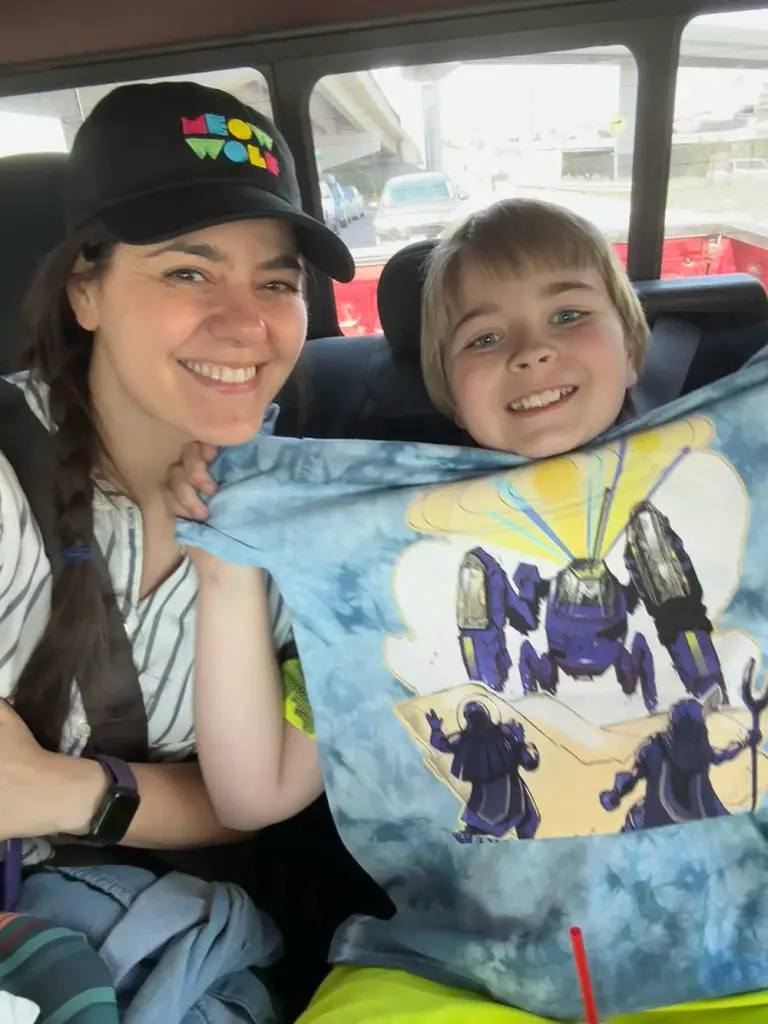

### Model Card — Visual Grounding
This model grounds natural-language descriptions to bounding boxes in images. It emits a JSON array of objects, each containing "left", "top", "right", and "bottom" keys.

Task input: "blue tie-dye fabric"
[{"left": 178, "top": 352, "right": 768, "bottom": 1020}]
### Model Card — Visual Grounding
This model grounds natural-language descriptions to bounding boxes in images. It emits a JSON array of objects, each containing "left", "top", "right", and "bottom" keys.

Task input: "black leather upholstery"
[{"left": 0, "top": 152, "right": 68, "bottom": 372}]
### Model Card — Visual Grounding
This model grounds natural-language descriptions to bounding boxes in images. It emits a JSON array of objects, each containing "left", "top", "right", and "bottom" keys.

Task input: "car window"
[
  {"left": 383, "top": 179, "right": 453, "bottom": 204},
  {"left": 310, "top": 48, "right": 638, "bottom": 335},
  {"left": 0, "top": 67, "right": 272, "bottom": 155},
  {"left": 663, "top": 9, "right": 768, "bottom": 282}
]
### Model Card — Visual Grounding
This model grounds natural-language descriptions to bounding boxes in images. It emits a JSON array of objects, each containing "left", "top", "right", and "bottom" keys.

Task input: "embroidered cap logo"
[{"left": 180, "top": 113, "right": 280, "bottom": 176}]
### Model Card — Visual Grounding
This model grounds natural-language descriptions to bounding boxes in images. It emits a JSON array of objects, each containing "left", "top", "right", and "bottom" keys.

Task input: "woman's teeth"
[
  {"left": 507, "top": 386, "right": 576, "bottom": 412},
  {"left": 182, "top": 361, "right": 257, "bottom": 384}
]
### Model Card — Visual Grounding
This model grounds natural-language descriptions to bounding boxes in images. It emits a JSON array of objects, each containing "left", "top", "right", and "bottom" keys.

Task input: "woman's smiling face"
[{"left": 69, "top": 218, "right": 308, "bottom": 449}]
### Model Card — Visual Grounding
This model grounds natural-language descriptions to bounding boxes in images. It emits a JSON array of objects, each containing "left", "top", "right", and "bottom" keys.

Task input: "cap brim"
[{"left": 97, "top": 182, "right": 355, "bottom": 283}]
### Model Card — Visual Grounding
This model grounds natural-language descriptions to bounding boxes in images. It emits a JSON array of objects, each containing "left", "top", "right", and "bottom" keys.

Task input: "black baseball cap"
[{"left": 65, "top": 81, "right": 355, "bottom": 282}]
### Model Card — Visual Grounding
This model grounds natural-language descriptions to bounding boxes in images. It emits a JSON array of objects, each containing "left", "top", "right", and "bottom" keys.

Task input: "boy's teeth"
[
  {"left": 508, "top": 386, "right": 575, "bottom": 412},
  {"left": 182, "top": 361, "right": 257, "bottom": 384}
]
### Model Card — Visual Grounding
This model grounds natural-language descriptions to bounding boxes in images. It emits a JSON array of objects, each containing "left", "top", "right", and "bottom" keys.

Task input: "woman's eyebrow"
[
  {"left": 145, "top": 241, "right": 226, "bottom": 262},
  {"left": 143, "top": 246, "right": 302, "bottom": 272},
  {"left": 258, "top": 254, "right": 303, "bottom": 272}
]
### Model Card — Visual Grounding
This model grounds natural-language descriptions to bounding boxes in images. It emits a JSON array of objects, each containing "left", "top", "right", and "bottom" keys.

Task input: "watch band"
[
  {"left": 82, "top": 755, "right": 141, "bottom": 845},
  {"left": 93, "top": 754, "right": 138, "bottom": 792}
]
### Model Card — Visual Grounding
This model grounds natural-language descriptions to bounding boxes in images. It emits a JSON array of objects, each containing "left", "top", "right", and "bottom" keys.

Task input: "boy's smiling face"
[{"left": 444, "top": 263, "right": 637, "bottom": 457}]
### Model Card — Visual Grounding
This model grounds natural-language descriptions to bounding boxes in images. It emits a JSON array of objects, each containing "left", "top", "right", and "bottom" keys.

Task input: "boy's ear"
[
  {"left": 621, "top": 388, "right": 638, "bottom": 420},
  {"left": 625, "top": 347, "right": 638, "bottom": 389}
]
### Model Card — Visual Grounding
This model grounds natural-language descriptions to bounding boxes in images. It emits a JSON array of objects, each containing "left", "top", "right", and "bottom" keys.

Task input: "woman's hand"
[{"left": 0, "top": 701, "right": 105, "bottom": 841}]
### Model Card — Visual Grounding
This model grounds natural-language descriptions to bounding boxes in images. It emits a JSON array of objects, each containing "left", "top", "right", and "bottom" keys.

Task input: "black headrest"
[
  {"left": 637, "top": 273, "right": 768, "bottom": 326},
  {"left": 376, "top": 239, "right": 768, "bottom": 362},
  {"left": 377, "top": 240, "right": 435, "bottom": 362},
  {"left": 0, "top": 152, "right": 68, "bottom": 370}
]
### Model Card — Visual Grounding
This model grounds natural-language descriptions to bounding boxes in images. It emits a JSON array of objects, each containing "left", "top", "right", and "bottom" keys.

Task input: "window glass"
[
  {"left": 665, "top": 10, "right": 768, "bottom": 284},
  {"left": 0, "top": 68, "right": 272, "bottom": 154},
  {"left": 310, "top": 51, "right": 638, "bottom": 335}
]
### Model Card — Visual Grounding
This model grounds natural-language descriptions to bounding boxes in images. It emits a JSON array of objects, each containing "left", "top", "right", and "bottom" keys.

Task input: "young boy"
[
  {"left": 299, "top": 205, "right": 762, "bottom": 1022},
  {"left": 420, "top": 197, "right": 648, "bottom": 459},
  {"left": 173, "top": 200, "right": 767, "bottom": 1023}
]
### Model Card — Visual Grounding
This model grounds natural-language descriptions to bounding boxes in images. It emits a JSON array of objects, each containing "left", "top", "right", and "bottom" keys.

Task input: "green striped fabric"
[{"left": 0, "top": 913, "right": 117, "bottom": 1023}]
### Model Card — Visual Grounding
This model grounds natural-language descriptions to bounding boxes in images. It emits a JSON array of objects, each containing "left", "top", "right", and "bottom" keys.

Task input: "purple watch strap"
[
  {"left": 2, "top": 839, "right": 22, "bottom": 912},
  {"left": 93, "top": 755, "right": 138, "bottom": 792}
]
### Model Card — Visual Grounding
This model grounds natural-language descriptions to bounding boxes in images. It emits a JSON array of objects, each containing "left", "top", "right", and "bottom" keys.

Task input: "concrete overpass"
[
  {"left": 0, "top": 65, "right": 422, "bottom": 174},
  {"left": 452, "top": 23, "right": 768, "bottom": 178},
  {"left": 478, "top": 22, "right": 768, "bottom": 69}
]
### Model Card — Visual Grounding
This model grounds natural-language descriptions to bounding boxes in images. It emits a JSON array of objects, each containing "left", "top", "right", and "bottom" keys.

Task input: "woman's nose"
[{"left": 208, "top": 288, "right": 268, "bottom": 347}]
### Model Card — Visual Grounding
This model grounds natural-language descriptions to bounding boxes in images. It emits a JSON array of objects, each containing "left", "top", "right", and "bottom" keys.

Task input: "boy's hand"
[
  {"left": 164, "top": 442, "right": 228, "bottom": 576},
  {"left": 164, "top": 444, "right": 260, "bottom": 582},
  {"left": 164, "top": 442, "right": 218, "bottom": 521}
]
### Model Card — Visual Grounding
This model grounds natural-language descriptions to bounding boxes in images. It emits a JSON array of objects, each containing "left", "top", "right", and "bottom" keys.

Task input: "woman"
[{"left": 0, "top": 79, "right": 353, "bottom": 1022}]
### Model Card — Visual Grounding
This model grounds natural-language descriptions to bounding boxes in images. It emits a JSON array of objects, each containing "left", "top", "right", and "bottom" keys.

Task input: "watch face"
[{"left": 90, "top": 788, "right": 140, "bottom": 845}]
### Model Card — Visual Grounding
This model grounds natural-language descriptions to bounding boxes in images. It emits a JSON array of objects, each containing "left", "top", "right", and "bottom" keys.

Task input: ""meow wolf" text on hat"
[{"left": 181, "top": 113, "right": 280, "bottom": 176}]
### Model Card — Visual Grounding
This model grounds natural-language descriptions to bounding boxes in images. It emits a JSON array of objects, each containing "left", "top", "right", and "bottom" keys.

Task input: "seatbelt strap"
[
  {"left": 634, "top": 316, "right": 702, "bottom": 416},
  {"left": 0, "top": 378, "right": 148, "bottom": 760},
  {"left": 1, "top": 840, "right": 21, "bottom": 912}
]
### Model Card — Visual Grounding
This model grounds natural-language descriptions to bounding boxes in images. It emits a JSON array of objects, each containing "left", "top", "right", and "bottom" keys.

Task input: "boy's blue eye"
[
  {"left": 552, "top": 309, "right": 584, "bottom": 325},
  {"left": 468, "top": 332, "right": 500, "bottom": 350}
]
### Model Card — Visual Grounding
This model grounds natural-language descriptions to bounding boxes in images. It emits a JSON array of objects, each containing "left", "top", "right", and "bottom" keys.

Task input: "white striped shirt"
[{"left": 1, "top": 372, "right": 294, "bottom": 761}]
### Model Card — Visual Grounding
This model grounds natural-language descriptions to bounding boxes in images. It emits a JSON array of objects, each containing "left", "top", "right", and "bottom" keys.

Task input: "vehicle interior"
[{"left": 3, "top": 0, "right": 768, "bottom": 1017}]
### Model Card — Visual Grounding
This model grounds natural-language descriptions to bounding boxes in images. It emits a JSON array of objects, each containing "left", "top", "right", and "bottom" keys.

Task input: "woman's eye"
[
  {"left": 552, "top": 309, "right": 585, "bottom": 325},
  {"left": 262, "top": 279, "right": 302, "bottom": 295},
  {"left": 164, "top": 268, "right": 207, "bottom": 283},
  {"left": 467, "top": 332, "right": 500, "bottom": 350}
]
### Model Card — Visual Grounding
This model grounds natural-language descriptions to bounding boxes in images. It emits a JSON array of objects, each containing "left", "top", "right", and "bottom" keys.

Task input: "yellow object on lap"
[{"left": 297, "top": 966, "right": 768, "bottom": 1023}]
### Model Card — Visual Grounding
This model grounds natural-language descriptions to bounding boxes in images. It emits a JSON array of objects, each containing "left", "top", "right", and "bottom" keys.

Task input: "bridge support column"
[
  {"left": 402, "top": 63, "right": 460, "bottom": 171},
  {"left": 615, "top": 57, "right": 638, "bottom": 180},
  {"left": 422, "top": 80, "right": 442, "bottom": 171}
]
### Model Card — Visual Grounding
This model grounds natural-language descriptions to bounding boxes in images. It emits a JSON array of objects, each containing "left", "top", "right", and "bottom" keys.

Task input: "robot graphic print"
[{"left": 387, "top": 416, "right": 768, "bottom": 842}]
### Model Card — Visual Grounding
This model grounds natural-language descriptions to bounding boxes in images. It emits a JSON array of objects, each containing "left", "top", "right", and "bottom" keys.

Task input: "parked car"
[
  {"left": 372, "top": 171, "right": 467, "bottom": 244},
  {"left": 322, "top": 174, "right": 348, "bottom": 228},
  {"left": 712, "top": 157, "right": 768, "bottom": 183},
  {"left": 343, "top": 185, "right": 364, "bottom": 220},
  {"left": 319, "top": 180, "right": 338, "bottom": 232}
]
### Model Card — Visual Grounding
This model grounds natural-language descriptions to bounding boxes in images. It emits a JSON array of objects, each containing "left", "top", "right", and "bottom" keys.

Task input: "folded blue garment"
[{"left": 19, "top": 866, "right": 281, "bottom": 1023}]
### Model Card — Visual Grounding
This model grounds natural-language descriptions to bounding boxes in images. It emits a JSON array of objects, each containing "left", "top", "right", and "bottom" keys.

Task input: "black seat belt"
[
  {"left": 0, "top": 378, "right": 148, "bottom": 761},
  {"left": 634, "top": 316, "right": 702, "bottom": 416}
]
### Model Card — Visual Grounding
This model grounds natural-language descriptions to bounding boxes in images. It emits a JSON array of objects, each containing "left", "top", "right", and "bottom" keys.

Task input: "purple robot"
[
  {"left": 456, "top": 547, "right": 539, "bottom": 692},
  {"left": 624, "top": 500, "right": 728, "bottom": 703},
  {"left": 515, "top": 489, "right": 657, "bottom": 711},
  {"left": 426, "top": 701, "right": 541, "bottom": 843}
]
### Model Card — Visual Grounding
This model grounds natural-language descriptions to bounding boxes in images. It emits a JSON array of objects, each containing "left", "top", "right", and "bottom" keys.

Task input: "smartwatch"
[{"left": 83, "top": 755, "right": 141, "bottom": 846}]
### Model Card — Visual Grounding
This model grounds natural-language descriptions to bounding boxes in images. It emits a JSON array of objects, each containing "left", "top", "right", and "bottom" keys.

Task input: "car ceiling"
[{"left": 0, "top": 0, "right": 668, "bottom": 69}]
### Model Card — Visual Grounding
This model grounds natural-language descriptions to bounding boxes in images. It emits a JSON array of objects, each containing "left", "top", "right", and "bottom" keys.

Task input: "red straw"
[{"left": 569, "top": 926, "right": 600, "bottom": 1024}]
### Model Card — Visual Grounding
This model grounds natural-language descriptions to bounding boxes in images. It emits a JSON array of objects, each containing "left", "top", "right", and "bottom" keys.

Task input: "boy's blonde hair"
[{"left": 420, "top": 198, "right": 650, "bottom": 418}]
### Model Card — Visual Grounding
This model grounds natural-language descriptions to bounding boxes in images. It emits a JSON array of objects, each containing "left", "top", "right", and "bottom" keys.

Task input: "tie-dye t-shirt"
[{"left": 178, "top": 349, "right": 768, "bottom": 1020}]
